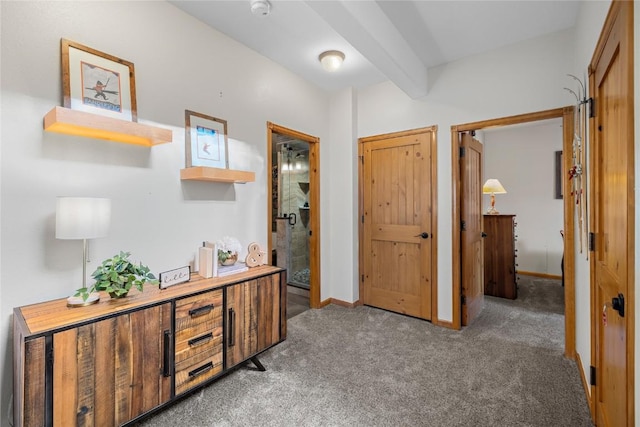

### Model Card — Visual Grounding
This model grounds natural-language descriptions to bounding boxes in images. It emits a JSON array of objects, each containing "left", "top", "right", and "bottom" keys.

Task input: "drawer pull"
[
  {"left": 189, "top": 304, "right": 214, "bottom": 317},
  {"left": 188, "top": 361, "right": 213, "bottom": 378},
  {"left": 188, "top": 332, "right": 213, "bottom": 347}
]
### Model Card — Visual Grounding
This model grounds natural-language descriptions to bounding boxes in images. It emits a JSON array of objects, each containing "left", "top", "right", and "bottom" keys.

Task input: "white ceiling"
[{"left": 170, "top": 0, "right": 580, "bottom": 99}]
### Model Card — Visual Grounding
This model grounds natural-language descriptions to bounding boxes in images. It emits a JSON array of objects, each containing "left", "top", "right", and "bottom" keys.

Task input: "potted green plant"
[{"left": 75, "top": 251, "right": 158, "bottom": 301}]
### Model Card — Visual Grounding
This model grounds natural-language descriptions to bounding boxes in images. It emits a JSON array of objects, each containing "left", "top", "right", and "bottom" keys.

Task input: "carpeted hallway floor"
[{"left": 138, "top": 275, "right": 592, "bottom": 426}]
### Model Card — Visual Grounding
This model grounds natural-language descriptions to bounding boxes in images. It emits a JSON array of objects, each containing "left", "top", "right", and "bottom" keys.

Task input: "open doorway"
[
  {"left": 267, "top": 122, "right": 321, "bottom": 311},
  {"left": 451, "top": 107, "right": 576, "bottom": 358}
]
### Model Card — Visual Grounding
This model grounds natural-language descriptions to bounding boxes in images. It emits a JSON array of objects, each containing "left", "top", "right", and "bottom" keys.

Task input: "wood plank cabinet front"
[
  {"left": 13, "top": 266, "right": 285, "bottom": 427},
  {"left": 226, "top": 274, "right": 283, "bottom": 368},
  {"left": 52, "top": 303, "right": 172, "bottom": 425}
]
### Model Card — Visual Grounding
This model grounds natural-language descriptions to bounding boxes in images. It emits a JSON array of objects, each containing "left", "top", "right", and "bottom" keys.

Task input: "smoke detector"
[{"left": 250, "top": 0, "right": 271, "bottom": 16}]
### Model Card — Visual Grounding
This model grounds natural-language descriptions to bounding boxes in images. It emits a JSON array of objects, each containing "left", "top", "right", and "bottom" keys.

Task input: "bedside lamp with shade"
[
  {"left": 56, "top": 197, "right": 111, "bottom": 307},
  {"left": 482, "top": 179, "right": 507, "bottom": 215}
]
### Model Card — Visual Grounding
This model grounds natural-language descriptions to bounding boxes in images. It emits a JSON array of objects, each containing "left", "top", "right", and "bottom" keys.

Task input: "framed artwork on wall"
[
  {"left": 61, "top": 38, "right": 137, "bottom": 122},
  {"left": 185, "top": 109, "right": 229, "bottom": 169}
]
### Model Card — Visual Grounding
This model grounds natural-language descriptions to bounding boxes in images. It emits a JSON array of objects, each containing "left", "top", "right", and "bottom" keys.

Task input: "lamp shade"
[
  {"left": 482, "top": 179, "right": 507, "bottom": 194},
  {"left": 319, "top": 50, "right": 345, "bottom": 72},
  {"left": 56, "top": 197, "right": 111, "bottom": 239}
]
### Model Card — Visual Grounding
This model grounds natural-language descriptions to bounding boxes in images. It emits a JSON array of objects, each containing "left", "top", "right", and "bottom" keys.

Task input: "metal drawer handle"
[
  {"left": 189, "top": 304, "right": 214, "bottom": 317},
  {"left": 228, "top": 308, "right": 235, "bottom": 347},
  {"left": 163, "top": 330, "right": 172, "bottom": 377},
  {"left": 188, "top": 332, "right": 213, "bottom": 347},
  {"left": 188, "top": 361, "right": 213, "bottom": 378}
]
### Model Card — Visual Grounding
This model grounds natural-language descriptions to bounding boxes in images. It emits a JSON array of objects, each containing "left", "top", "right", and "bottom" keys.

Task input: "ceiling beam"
[{"left": 305, "top": 0, "right": 429, "bottom": 99}]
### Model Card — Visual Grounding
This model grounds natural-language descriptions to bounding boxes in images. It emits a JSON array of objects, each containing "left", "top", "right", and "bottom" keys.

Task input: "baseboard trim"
[
  {"left": 517, "top": 271, "right": 562, "bottom": 280},
  {"left": 575, "top": 352, "right": 595, "bottom": 419},
  {"left": 434, "top": 319, "right": 455, "bottom": 329},
  {"left": 320, "top": 298, "right": 360, "bottom": 308}
]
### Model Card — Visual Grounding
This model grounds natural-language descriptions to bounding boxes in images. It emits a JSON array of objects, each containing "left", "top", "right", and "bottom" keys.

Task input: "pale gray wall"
[
  {"left": 483, "top": 119, "right": 564, "bottom": 276},
  {"left": 0, "top": 1, "right": 330, "bottom": 421},
  {"left": 0, "top": 0, "right": 626, "bottom": 423},
  {"left": 356, "top": 28, "right": 576, "bottom": 322}
]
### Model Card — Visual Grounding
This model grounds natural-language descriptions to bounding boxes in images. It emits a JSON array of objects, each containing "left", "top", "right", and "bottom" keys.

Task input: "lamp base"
[
  {"left": 67, "top": 292, "right": 100, "bottom": 308},
  {"left": 486, "top": 206, "right": 500, "bottom": 215}
]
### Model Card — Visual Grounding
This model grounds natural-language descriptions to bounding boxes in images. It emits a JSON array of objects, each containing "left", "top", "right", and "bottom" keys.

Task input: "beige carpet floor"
[{"left": 138, "top": 275, "right": 592, "bottom": 426}]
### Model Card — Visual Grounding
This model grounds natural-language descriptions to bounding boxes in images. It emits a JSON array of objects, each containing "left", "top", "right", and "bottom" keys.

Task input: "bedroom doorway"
[
  {"left": 451, "top": 107, "right": 576, "bottom": 358},
  {"left": 267, "top": 122, "right": 321, "bottom": 309}
]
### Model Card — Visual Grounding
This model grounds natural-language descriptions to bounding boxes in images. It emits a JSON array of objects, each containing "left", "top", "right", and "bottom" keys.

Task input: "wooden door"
[
  {"left": 52, "top": 303, "right": 172, "bottom": 426},
  {"left": 361, "top": 128, "right": 435, "bottom": 320},
  {"left": 226, "top": 275, "right": 281, "bottom": 368},
  {"left": 460, "top": 132, "right": 484, "bottom": 325},
  {"left": 591, "top": 1, "right": 634, "bottom": 425}
]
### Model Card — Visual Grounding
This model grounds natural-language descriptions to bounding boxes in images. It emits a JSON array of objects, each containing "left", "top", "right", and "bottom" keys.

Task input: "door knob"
[
  {"left": 481, "top": 232, "right": 487, "bottom": 238},
  {"left": 415, "top": 232, "right": 429, "bottom": 239},
  {"left": 612, "top": 293, "right": 625, "bottom": 317}
]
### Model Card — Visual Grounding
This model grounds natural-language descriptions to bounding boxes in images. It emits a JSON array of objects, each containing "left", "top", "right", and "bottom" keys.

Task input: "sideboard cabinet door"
[
  {"left": 52, "top": 303, "right": 171, "bottom": 426},
  {"left": 226, "top": 273, "right": 283, "bottom": 368}
]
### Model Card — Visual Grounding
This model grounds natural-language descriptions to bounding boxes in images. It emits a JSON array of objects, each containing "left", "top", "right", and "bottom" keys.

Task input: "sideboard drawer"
[
  {"left": 175, "top": 289, "right": 223, "bottom": 332},
  {"left": 174, "top": 346, "right": 223, "bottom": 395},
  {"left": 174, "top": 289, "right": 224, "bottom": 394},
  {"left": 175, "top": 331, "right": 223, "bottom": 364}
]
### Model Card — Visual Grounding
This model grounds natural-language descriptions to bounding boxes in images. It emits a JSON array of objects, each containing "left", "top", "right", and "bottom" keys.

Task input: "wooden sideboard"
[
  {"left": 483, "top": 214, "right": 517, "bottom": 299},
  {"left": 13, "top": 265, "right": 286, "bottom": 427}
]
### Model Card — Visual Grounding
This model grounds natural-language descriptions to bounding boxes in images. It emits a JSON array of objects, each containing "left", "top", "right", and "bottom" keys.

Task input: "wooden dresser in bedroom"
[{"left": 483, "top": 214, "right": 517, "bottom": 299}]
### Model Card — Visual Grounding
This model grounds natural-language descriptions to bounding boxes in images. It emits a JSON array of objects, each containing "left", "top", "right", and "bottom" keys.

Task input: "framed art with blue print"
[{"left": 185, "top": 109, "right": 229, "bottom": 169}]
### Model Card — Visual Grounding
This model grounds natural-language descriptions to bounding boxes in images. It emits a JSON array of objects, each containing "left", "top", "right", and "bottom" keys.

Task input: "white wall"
[
  {"left": 327, "top": 88, "right": 359, "bottom": 302},
  {"left": 571, "top": 0, "right": 612, "bottom": 398},
  {"left": 357, "top": 28, "right": 576, "bottom": 322},
  {"left": 0, "top": 0, "right": 625, "bottom": 423},
  {"left": 483, "top": 120, "right": 564, "bottom": 276},
  {"left": 0, "top": 1, "right": 331, "bottom": 421}
]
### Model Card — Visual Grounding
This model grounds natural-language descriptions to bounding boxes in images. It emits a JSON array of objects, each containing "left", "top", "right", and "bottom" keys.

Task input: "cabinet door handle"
[
  {"left": 189, "top": 304, "right": 214, "bottom": 317},
  {"left": 228, "top": 308, "right": 235, "bottom": 347},
  {"left": 163, "top": 330, "right": 172, "bottom": 377},
  {"left": 188, "top": 361, "right": 213, "bottom": 378},
  {"left": 188, "top": 332, "right": 213, "bottom": 347}
]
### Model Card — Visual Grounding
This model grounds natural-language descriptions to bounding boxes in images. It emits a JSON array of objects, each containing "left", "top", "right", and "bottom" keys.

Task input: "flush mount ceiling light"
[
  {"left": 319, "top": 50, "right": 345, "bottom": 72},
  {"left": 250, "top": 0, "right": 271, "bottom": 16}
]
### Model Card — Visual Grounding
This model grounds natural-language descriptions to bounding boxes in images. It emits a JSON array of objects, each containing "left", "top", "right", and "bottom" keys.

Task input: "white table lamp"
[{"left": 56, "top": 197, "right": 111, "bottom": 306}]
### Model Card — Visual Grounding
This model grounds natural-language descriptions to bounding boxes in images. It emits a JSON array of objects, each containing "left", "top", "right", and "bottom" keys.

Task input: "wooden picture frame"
[
  {"left": 555, "top": 150, "right": 563, "bottom": 199},
  {"left": 185, "top": 110, "right": 228, "bottom": 169},
  {"left": 61, "top": 38, "right": 137, "bottom": 122}
]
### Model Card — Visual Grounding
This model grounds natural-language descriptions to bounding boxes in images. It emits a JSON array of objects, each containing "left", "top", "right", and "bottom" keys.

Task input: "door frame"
[
  {"left": 358, "top": 126, "right": 439, "bottom": 322},
  {"left": 588, "top": 0, "right": 635, "bottom": 423},
  {"left": 450, "top": 107, "right": 577, "bottom": 359},
  {"left": 266, "top": 122, "right": 321, "bottom": 309}
]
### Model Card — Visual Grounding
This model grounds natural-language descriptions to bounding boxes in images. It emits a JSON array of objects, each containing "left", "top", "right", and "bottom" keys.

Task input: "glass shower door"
[{"left": 275, "top": 142, "right": 310, "bottom": 290}]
